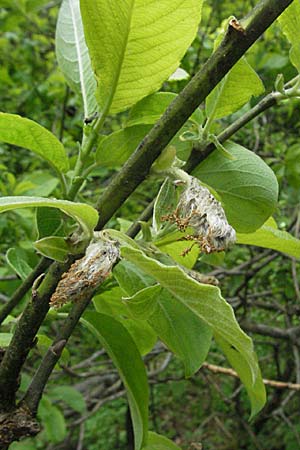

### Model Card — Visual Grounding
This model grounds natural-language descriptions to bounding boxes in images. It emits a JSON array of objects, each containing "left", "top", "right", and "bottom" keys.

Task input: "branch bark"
[{"left": 202, "top": 363, "right": 300, "bottom": 391}]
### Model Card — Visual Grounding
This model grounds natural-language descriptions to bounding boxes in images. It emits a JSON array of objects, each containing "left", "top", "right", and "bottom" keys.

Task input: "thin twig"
[{"left": 202, "top": 363, "right": 300, "bottom": 391}]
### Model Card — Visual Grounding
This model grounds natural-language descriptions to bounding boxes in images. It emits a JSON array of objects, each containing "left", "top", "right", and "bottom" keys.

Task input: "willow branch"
[
  {"left": 0, "top": 257, "right": 78, "bottom": 410},
  {"left": 241, "top": 322, "right": 300, "bottom": 340},
  {"left": 21, "top": 293, "right": 94, "bottom": 415}
]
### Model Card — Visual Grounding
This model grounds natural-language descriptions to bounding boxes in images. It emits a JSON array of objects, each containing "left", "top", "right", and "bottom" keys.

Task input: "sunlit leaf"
[
  {"left": 206, "top": 57, "right": 264, "bottom": 120},
  {"left": 278, "top": 1, "right": 300, "bottom": 71},
  {"left": 0, "top": 113, "right": 69, "bottom": 173},
  {"left": 237, "top": 218, "right": 300, "bottom": 257},
  {"left": 0, "top": 196, "right": 98, "bottom": 237},
  {"left": 80, "top": 0, "right": 204, "bottom": 114}
]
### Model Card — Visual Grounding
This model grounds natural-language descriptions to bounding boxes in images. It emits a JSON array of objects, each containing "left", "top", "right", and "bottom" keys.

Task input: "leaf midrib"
[
  {"left": 104, "top": 0, "right": 136, "bottom": 115},
  {"left": 68, "top": 0, "right": 88, "bottom": 115}
]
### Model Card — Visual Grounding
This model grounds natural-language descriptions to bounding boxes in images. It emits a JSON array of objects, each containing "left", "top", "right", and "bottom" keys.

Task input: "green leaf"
[
  {"left": 93, "top": 286, "right": 157, "bottom": 355},
  {"left": 156, "top": 239, "right": 199, "bottom": 269},
  {"left": 34, "top": 237, "right": 70, "bottom": 262},
  {"left": 0, "top": 113, "right": 69, "bottom": 173},
  {"left": 119, "top": 318, "right": 157, "bottom": 356},
  {"left": 193, "top": 142, "right": 278, "bottom": 233},
  {"left": 38, "top": 397, "right": 67, "bottom": 444},
  {"left": 126, "top": 93, "right": 177, "bottom": 127},
  {"left": 121, "top": 244, "right": 266, "bottom": 416},
  {"left": 93, "top": 286, "right": 129, "bottom": 316},
  {"left": 215, "top": 334, "right": 266, "bottom": 419},
  {"left": 114, "top": 260, "right": 156, "bottom": 296},
  {"left": 49, "top": 386, "right": 86, "bottom": 413},
  {"left": 36, "top": 207, "right": 62, "bottom": 239},
  {"left": 6, "top": 247, "right": 32, "bottom": 280},
  {"left": 0, "top": 196, "right": 98, "bottom": 237},
  {"left": 206, "top": 57, "right": 264, "bottom": 120},
  {"left": 80, "top": 0, "right": 204, "bottom": 114},
  {"left": 126, "top": 286, "right": 212, "bottom": 377},
  {"left": 278, "top": 1, "right": 300, "bottom": 71},
  {"left": 10, "top": 439, "right": 37, "bottom": 450},
  {"left": 56, "top": 0, "right": 97, "bottom": 117},
  {"left": 0, "top": 333, "right": 13, "bottom": 347},
  {"left": 14, "top": 172, "right": 59, "bottom": 197},
  {"left": 148, "top": 291, "right": 212, "bottom": 376},
  {"left": 237, "top": 219, "right": 300, "bottom": 258},
  {"left": 124, "top": 285, "right": 162, "bottom": 320},
  {"left": 96, "top": 125, "right": 150, "bottom": 167},
  {"left": 143, "top": 432, "right": 181, "bottom": 450},
  {"left": 126, "top": 92, "right": 200, "bottom": 128},
  {"left": 82, "top": 311, "right": 149, "bottom": 450}
]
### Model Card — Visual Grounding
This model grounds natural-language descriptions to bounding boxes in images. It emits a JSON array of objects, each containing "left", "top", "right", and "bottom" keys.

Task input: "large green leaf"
[
  {"left": 126, "top": 93, "right": 177, "bottom": 127},
  {"left": 206, "top": 57, "right": 264, "bottom": 120},
  {"left": 96, "top": 125, "right": 150, "bottom": 166},
  {"left": 80, "top": 0, "right": 203, "bottom": 114},
  {"left": 193, "top": 142, "right": 278, "bottom": 233},
  {"left": 142, "top": 432, "right": 181, "bottom": 450},
  {"left": 121, "top": 244, "right": 266, "bottom": 416},
  {"left": 82, "top": 312, "right": 149, "bottom": 450},
  {"left": 93, "top": 286, "right": 157, "bottom": 356},
  {"left": 126, "top": 287, "right": 212, "bottom": 377},
  {"left": 56, "top": 0, "right": 97, "bottom": 117},
  {"left": 237, "top": 219, "right": 300, "bottom": 257},
  {"left": 0, "top": 113, "right": 69, "bottom": 173},
  {"left": 114, "top": 260, "right": 156, "bottom": 296},
  {"left": 0, "top": 196, "right": 98, "bottom": 237},
  {"left": 278, "top": 1, "right": 300, "bottom": 71},
  {"left": 215, "top": 334, "right": 266, "bottom": 419}
]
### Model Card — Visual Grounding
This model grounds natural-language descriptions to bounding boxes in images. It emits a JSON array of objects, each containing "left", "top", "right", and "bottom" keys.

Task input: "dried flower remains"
[
  {"left": 50, "top": 232, "right": 120, "bottom": 307},
  {"left": 162, "top": 176, "right": 236, "bottom": 254}
]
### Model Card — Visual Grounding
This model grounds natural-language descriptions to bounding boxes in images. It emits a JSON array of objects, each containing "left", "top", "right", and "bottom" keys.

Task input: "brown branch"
[
  {"left": 241, "top": 322, "right": 300, "bottom": 341},
  {"left": 202, "top": 363, "right": 300, "bottom": 391}
]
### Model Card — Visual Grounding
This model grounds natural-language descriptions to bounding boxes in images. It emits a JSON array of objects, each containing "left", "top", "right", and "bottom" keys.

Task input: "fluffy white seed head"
[
  {"left": 50, "top": 232, "right": 120, "bottom": 307},
  {"left": 177, "top": 176, "right": 236, "bottom": 253}
]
